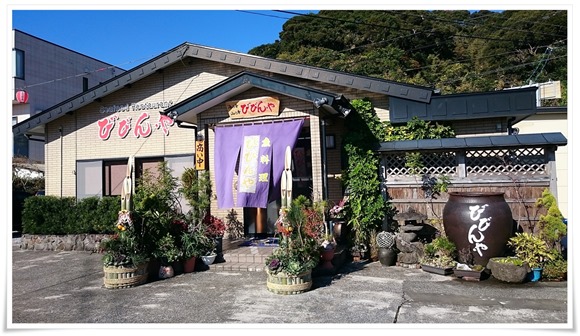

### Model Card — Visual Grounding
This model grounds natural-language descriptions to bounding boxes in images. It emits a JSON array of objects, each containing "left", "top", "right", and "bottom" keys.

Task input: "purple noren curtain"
[{"left": 214, "top": 119, "right": 304, "bottom": 209}]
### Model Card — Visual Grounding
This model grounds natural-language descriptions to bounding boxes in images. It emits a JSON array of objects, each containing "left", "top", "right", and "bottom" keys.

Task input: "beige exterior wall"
[
  {"left": 43, "top": 58, "right": 361, "bottom": 232},
  {"left": 515, "top": 112, "right": 568, "bottom": 217}
]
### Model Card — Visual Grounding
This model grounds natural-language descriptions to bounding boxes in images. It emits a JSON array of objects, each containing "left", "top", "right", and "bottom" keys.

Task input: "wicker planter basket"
[
  {"left": 266, "top": 269, "right": 312, "bottom": 295},
  {"left": 103, "top": 262, "right": 149, "bottom": 289}
]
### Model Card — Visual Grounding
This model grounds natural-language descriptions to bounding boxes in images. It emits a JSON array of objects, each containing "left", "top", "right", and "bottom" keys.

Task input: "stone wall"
[{"left": 19, "top": 234, "right": 111, "bottom": 252}]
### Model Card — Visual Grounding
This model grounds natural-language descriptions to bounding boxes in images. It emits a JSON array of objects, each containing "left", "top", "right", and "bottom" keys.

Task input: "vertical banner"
[
  {"left": 195, "top": 140, "right": 206, "bottom": 170},
  {"left": 215, "top": 126, "right": 244, "bottom": 209}
]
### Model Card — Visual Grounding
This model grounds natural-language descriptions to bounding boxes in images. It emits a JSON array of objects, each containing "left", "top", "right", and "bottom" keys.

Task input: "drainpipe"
[
  {"left": 320, "top": 119, "right": 329, "bottom": 201},
  {"left": 59, "top": 126, "right": 63, "bottom": 197}
]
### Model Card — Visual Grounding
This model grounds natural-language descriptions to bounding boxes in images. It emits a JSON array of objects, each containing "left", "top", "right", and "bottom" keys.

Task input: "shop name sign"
[
  {"left": 226, "top": 96, "right": 280, "bottom": 119},
  {"left": 97, "top": 112, "right": 174, "bottom": 140},
  {"left": 99, "top": 100, "right": 174, "bottom": 114}
]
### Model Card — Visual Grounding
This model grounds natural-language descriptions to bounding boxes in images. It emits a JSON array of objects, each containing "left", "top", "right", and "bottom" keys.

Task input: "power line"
[
  {"left": 390, "top": 10, "right": 567, "bottom": 39},
  {"left": 435, "top": 54, "right": 566, "bottom": 87}
]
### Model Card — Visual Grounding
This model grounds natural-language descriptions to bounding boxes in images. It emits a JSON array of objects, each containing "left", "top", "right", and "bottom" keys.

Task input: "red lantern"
[{"left": 15, "top": 90, "right": 29, "bottom": 104}]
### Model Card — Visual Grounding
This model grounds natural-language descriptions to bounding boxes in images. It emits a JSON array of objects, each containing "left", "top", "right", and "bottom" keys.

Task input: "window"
[
  {"left": 83, "top": 77, "right": 89, "bottom": 92},
  {"left": 76, "top": 156, "right": 194, "bottom": 199},
  {"left": 13, "top": 49, "right": 24, "bottom": 79}
]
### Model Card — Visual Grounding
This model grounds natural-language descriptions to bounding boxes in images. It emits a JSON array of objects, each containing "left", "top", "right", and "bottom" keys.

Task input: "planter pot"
[
  {"left": 527, "top": 267, "right": 543, "bottom": 282},
  {"left": 158, "top": 265, "right": 174, "bottom": 279},
  {"left": 319, "top": 247, "right": 336, "bottom": 270},
  {"left": 266, "top": 269, "right": 312, "bottom": 295},
  {"left": 103, "top": 262, "right": 149, "bottom": 289},
  {"left": 443, "top": 192, "right": 514, "bottom": 266},
  {"left": 487, "top": 257, "right": 530, "bottom": 283},
  {"left": 331, "top": 219, "right": 348, "bottom": 245},
  {"left": 172, "top": 260, "right": 184, "bottom": 275},
  {"left": 183, "top": 256, "right": 197, "bottom": 273},
  {"left": 453, "top": 268, "right": 488, "bottom": 281},
  {"left": 201, "top": 254, "right": 217, "bottom": 266},
  {"left": 421, "top": 264, "right": 454, "bottom": 275},
  {"left": 214, "top": 236, "right": 225, "bottom": 263},
  {"left": 378, "top": 248, "right": 397, "bottom": 266}
]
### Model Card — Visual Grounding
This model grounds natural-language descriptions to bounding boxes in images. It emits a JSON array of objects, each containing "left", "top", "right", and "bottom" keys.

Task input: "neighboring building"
[
  {"left": 12, "top": 42, "right": 567, "bottom": 237},
  {"left": 12, "top": 29, "right": 123, "bottom": 163},
  {"left": 515, "top": 106, "right": 568, "bottom": 217}
]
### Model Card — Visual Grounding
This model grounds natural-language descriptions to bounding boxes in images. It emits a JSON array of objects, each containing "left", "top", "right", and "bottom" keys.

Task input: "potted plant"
[
  {"left": 200, "top": 235, "right": 218, "bottom": 266},
  {"left": 202, "top": 214, "right": 226, "bottom": 262},
  {"left": 265, "top": 195, "right": 323, "bottom": 295},
  {"left": 152, "top": 233, "right": 181, "bottom": 279},
  {"left": 487, "top": 256, "right": 530, "bottom": 283},
  {"left": 453, "top": 247, "right": 487, "bottom": 281},
  {"left": 507, "top": 232, "right": 557, "bottom": 282},
  {"left": 101, "top": 212, "right": 150, "bottom": 289},
  {"left": 179, "top": 222, "right": 208, "bottom": 273},
  {"left": 420, "top": 235, "right": 457, "bottom": 275}
]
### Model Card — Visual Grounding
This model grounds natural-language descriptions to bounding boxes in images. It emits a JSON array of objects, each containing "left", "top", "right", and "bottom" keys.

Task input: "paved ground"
[{"left": 9, "top": 238, "right": 571, "bottom": 331}]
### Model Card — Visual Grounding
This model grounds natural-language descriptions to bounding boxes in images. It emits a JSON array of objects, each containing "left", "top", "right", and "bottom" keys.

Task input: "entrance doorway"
[{"left": 242, "top": 128, "right": 313, "bottom": 238}]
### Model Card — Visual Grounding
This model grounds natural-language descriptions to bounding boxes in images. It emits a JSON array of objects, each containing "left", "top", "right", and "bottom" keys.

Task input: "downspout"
[
  {"left": 59, "top": 126, "right": 63, "bottom": 197},
  {"left": 320, "top": 119, "right": 329, "bottom": 201}
]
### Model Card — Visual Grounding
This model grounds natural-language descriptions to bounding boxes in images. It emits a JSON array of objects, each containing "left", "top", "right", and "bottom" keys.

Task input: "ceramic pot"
[
  {"left": 443, "top": 192, "right": 513, "bottom": 266},
  {"left": 183, "top": 256, "right": 196, "bottom": 273},
  {"left": 378, "top": 248, "right": 397, "bottom": 266},
  {"left": 201, "top": 254, "right": 216, "bottom": 266},
  {"left": 320, "top": 247, "right": 335, "bottom": 270},
  {"left": 158, "top": 265, "right": 174, "bottom": 279},
  {"left": 331, "top": 219, "right": 348, "bottom": 245}
]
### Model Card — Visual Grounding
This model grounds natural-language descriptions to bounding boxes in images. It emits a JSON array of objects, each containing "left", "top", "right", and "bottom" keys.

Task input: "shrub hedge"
[{"left": 22, "top": 196, "right": 120, "bottom": 235}]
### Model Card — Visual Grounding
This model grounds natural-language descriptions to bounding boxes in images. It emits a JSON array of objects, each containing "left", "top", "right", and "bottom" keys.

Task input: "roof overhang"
[
  {"left": 389, "top": 87, "right": 539, "bottom": 124},
  {"left": 12, "top": 44, "right": 191, "bottom": 136},
  {"left": 375, "top": 132, "right": 567, "bottom": 153},
  {"left": 162, "top": 71, "right": 353, "bottom": 124}
]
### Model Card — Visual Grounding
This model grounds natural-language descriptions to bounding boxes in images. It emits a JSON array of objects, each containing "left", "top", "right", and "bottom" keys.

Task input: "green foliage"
[
  {"left": 225, "top": 209, "right": 244, "bottom": 240},
  {"left": 343, "top": 99, "right": 391, "bottom": 247},
  {"left": 249, "top": 10, "right": 566, "bottom": 104},
  {"left": 180, "top": 168, "right": 212, "bottom": 225},
  {"left": 21, "top": 196, "right": 76, "bottom": 235},
  {"left": 542, "top": 257, "right": 567, "bottom": 280},
  {"left": 265, "top": 195, "right": 324, "bottom": 275},
  {"left": 494, "top": 256, "right": 525, "bottom": 267},
  {"left": 132, "top": 161, "right": 182, "bottom": 258},
  {"left": 508, "top": 232, "right": 556, "bottom": 269},
  {"left": 152, "top": 233, "right": 181, "bottom": 265},
  {"left": 74, "top": 197, "right": 100, "bottom": 234},
  {"left": 421, "top": 236, "right": 457, "bottom": 268},
  {"left": 536, "top": 189, "right": 566, "bottom": 249},
  {"left": 92, "top": 196, "right": 121, "bottom": 233}
]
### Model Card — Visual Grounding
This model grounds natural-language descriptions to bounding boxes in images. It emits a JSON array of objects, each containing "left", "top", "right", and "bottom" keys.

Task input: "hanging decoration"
[{"left": 15, "top": 90, "right": 29, "bottom": 104}]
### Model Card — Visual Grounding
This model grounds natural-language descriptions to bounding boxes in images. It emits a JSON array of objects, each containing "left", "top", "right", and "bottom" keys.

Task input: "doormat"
[{"left": 239, "top": 237, "right": 279, "bottom": 247}]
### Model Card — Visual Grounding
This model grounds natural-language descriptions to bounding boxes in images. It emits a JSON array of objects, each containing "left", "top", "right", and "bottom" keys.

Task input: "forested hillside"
[{"left": 249, "top": 10, "right": 567, "bottom": 106}]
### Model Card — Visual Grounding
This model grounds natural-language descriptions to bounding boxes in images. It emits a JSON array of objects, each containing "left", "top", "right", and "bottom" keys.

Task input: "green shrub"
[
  {"left": 74, "top": 197, "right": 100, "bottom": 234},
  {"left": 22, "top": 196, "right": 76, "bottom": 234},
  {"left": 543, "top": 258, "right": 567, "bottom": 280},
  {"left": 21, "top": 195, "right": 121, "bottom": 235},
  {"left": 93, "top": 196, "right": 121, "bottom": 233}
]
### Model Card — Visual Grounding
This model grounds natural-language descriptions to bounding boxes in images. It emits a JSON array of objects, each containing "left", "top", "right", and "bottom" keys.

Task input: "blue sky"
[{"left": 11, "top": 10, "right": 318, "bottom": 70}]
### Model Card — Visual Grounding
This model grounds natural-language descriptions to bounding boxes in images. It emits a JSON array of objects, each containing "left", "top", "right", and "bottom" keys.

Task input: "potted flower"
[
  {"left": 202, "top": 214, "right": 226, "bottom": 262},
  {"left": 265, "top": 195, "right": 323, "bottom": 295},
  {"left": 420, "top": 235, "right": 457, "bottom": 275},
  {"left": 329, "top": 199, "right": 349, "bottom": 244}
]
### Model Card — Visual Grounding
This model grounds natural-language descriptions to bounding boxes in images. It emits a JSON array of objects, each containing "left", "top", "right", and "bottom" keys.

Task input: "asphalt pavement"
[{"left": 9, "top": 237, "right": 571, "bottom": 332}]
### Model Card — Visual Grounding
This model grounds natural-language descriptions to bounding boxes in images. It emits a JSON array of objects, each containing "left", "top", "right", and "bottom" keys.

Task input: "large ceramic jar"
[{"left": 443, "top": 192, "right": 514, "bottom": 266}]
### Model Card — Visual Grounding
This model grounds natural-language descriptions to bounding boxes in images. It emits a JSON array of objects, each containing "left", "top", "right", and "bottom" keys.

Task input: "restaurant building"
[{"left": 13, "top": 42, "right": 563, "bottom": 237}]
